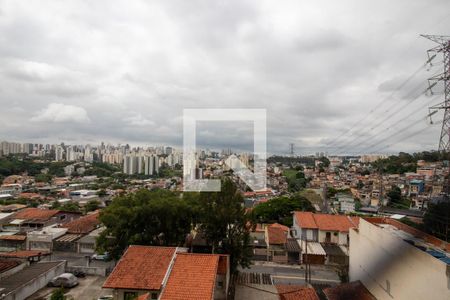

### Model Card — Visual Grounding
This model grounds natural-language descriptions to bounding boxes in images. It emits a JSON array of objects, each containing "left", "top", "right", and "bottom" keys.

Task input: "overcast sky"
[{"left": 0, "top": 0, "right": 449, "bottom": 155}]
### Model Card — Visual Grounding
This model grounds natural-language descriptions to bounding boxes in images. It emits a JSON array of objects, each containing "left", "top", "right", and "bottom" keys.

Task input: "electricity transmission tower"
[
  {"left": 425, "top": 36, "right": 450, "bottom": 242},
  {"left": 423, "top": 35, "right": 450, "bottom": 152},
  {"left": 289, "top": 143, "right": 295, "bottom": 156}
]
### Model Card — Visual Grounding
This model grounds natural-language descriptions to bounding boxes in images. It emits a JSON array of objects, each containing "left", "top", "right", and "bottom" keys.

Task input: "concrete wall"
[
  {"left": 66, "top": 265, "right": 107, "bottom": 276},
  {"left": 4, "top": 262, "right": 65, "bottom": 300},
  {"left": 214, "top": 274, "right": 227, "bottom": 300},
  {"left": 350, "top": 219, "right": 450, "bottom": 300}
]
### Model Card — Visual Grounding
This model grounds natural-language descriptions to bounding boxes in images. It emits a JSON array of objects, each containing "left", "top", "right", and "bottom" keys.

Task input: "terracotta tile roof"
[
  {"left": 267, "top": 223, "right": 289, "bottom": 245},
  {"left": 62, "top": 211, "right": 100, "bottom": 234},
  {"left": 0, "top": 250, "right": 50, "bottom": 258},
  {"left": 323, "top": 281, "right": 376, "bottom": 300},
  {"left": 276, "top": 285, "right": 320, "bottom": 300},
  {"left": 103, "top": 246, "right": 176, "bottom": 290},
  {"left": 313, "top": 214, "right": 358, "bottom": 232},
  {"left": 160, "top": 253, "right": 219, "bottom": 300},
  {"left": 294, "top": 212, "right": 359, "bottom": 232},
  {"left": 294, "top": 212, "right": 318, "bottom": 229},
  {"left": 0, "top": 259, "right": 20, "bottom": 273},
  {"left": 12, "top": 208, "right": 59, "bottom": 221}
]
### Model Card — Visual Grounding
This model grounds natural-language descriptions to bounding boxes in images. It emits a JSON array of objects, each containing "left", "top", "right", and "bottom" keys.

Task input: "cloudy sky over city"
[{"left": 0, "top": 0, "right": 449, "bottom": 155}]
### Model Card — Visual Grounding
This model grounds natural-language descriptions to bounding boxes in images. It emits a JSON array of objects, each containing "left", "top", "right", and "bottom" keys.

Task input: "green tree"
[
  {"left": 35, "top": 173, "right": 52, "bottom": 183},
  {"left": 50, "top": 288, "right": 66, "bottom": 300},
  {"left": 423, "top": 201, "right": 450, "bottom": 242},
  {"left": 197, "top": 179, "right": 252, "bottom": 273},
  {"left": 252, "top": 194, "right": 314, "bottom": 227},
  {"left": 318, "top": 156, "right": 330, "bottom": 167},
  {"left": 97, "top": 189, "right": 196, "bottom": 259},
  {"left": 387, "top": 186, "right": 402, "bottom": 204},
  {"left": 85, "top": 200, "right": 100, "bottom": 213},
  {"left": 60, "top": 202, "right": 81, "bottom": 212},
  {"left": 97, "top": 189, "right": 107, "bottom": 197}
]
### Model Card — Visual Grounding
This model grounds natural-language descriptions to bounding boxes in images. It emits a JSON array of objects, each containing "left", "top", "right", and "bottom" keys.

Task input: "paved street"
[
  {"left": 240, "top": 262, "right": 341, "bottom": 285},
  {"left": 27, "top": 276, "right": 112, "bottom": 300}
]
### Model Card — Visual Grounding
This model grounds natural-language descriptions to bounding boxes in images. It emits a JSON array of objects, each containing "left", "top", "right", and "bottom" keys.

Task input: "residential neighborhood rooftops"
[
  {"left": 103, "top": 245, "right": 176, "bottom": 290},
  {"left": 275, "top": 284, "right": 320, "bottom": 300},
  {"left": 0, "top": 250, "right": 50, "bottom": 258},
  {"left": 12, "top": 208, "right": 60, "bottom": 221},
  {"left": 323, "top": 281, "right": 376, "bottom": 300},
  {"left": 294, "top": 211, "right": 359, "bottom": 232},
  {"left": 160, "top": 253, "right": 219, "bottom": 300},
  {"left": 62, "top": 211, "right": 100, "bottom": 234}
]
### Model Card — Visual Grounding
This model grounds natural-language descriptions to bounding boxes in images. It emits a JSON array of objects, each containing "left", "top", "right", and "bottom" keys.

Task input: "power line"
[
  {"left": 364, "top": 120, "right": 442, "bottom": 154},
  {"left": 328, "top": 67, "right": 443, "bottom": 153},
  {"left": 339, "top": 95, "right": 442, "bottom": 155},
  {"left": 324, "top": 63, "right": 428, "bottom": 148}
]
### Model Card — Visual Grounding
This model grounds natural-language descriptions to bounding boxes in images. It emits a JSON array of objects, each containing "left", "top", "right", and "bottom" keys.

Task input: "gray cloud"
[{"left": 0, "top": 0, "right": 449, "bottom": 155}]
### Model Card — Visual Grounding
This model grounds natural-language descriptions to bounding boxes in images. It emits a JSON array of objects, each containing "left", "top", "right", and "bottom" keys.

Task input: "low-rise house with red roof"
[
  {"left": 103, "top": 245, "right": 230, "bottom": 300},
  {"left": 292, "top": 212, "right": 359, "bottom": 265},
  {"left": 53, "top": 211, "right": 101, "bottom": 252},
  {"left": 292, "top": 212, "right": 359, "bottom": 246},
  {"left": 276, "top": 284, "right": 320, "bottom": 300},
  {"left": 323, "top": 281, "right": 376, "bottom": 300},
  {"left": 3, "top": 208, "right": 81, "bottom": 232},
  {"left": 249, "top": 224, "right": 268, "bottom": 261},
  {"left": 265, "top": 223, "right": 290, "bottom": 263}
]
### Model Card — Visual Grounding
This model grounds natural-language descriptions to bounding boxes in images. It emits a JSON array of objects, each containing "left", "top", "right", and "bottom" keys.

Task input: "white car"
[
  {"left": 92, "top": 252, "right": 109, "bottom": 261},
  {"left": 48, "top": 273, "right": 79, "bottom": 288}
]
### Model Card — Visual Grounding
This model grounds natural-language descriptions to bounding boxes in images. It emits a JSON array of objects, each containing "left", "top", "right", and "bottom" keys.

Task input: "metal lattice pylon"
[{"left": 422, "top": 35, "right": 450, "bottom": 152}]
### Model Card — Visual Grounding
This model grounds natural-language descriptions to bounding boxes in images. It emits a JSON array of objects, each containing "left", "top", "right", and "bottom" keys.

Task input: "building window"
[
  {"left": 218, "top": 281, "right": 224, "bottom": 288},
  {"left": 124, "top": 292, "right": 137, "bottom": 300},
  {"left": 151, "top": 293, "right": 158, "bottom": 299}
]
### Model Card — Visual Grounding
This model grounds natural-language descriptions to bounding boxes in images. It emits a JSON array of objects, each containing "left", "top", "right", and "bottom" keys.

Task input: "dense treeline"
[
  {"left": 267, "top": 155, "right": 315, "bottom": 166},
  {"left": 372, "top": 151, "right": 448, "bottom": 174},
  {"left": 97, "top": 179, "right": 252, "bottom": 273},
  {"left": 0, "top": 155, "right": 69, "bottom": 177}
]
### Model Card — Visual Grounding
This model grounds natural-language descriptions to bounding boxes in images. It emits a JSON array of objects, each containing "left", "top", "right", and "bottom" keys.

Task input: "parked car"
[
  {"left": 47, "top": 273, "right": 79, "bottom": 288},
  {"left": 92, "top": 252, "right": 109, "bottom": 261},
  {"left": 73, "top": 270, "right": 86, "bottom": 278}
]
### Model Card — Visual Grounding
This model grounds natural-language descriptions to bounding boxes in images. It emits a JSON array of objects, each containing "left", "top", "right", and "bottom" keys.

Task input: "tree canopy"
[
  {"left": 423, "top": 201, "right": 450, "bottom": 242},
  {"left": 252, "top": 194, "right": 314, "bottom": 227},
  {"left": 97, "top": 179, "right": 252, "bottom": 273},
  {"left": 97, "top": 189, "right": 195, "bottom": 259},
  {"left": 197, "top": 178, "right": 252, "bottom": 272}
]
